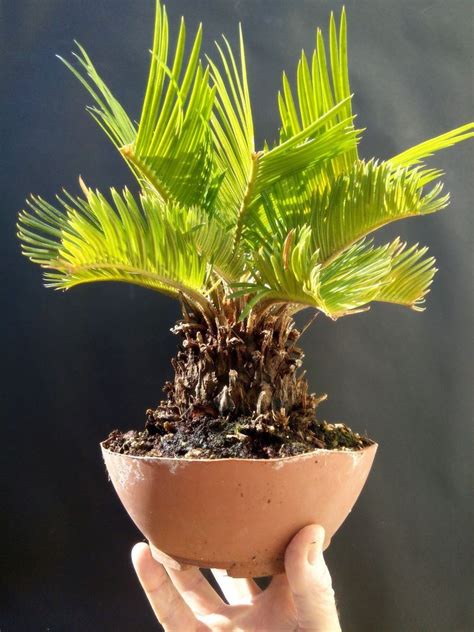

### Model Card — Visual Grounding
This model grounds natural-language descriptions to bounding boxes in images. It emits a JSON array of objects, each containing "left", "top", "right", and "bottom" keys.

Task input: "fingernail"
[{"left": 307, "top": 539, "right": 320, "bottom": 565}]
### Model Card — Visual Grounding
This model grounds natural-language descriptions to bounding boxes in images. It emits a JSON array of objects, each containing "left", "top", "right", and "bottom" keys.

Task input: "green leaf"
[
  {"left": 191, "top": 212, "right": 246, "bottom": 283},
  {"left": 244, "top": 9, "right": 361, "bottom": 242},
  {"left": 246, "top": 159, "right": 448, "bottom": 266},
  {"left": 124, "top": 4, "right": 217, "bottom": 207},
  {"left": 317, "top": 238, "right": 437, "bottom": 316},
  {"left": 232, "top": 95, "right": 360, "bottom": 249},
  {"left": 374, "top": 242, "right": 437, "bottom": 311},
  {"left": 58, "top": 44, "right": 136, "bottom": 149},
  {"left": 255, "top": 102, "right": 359, "bottom": 195},
  {"left": 20, "top": 4, "right": 473, "bottom": 323},
  {"left": 231, "top": 230, "right": 397, "bottom": 319},
  {"left": 18, "top": 185, "right": 213, "bottom": 311},
  {"left": 390, "top": 122, "right": 474, "bottom": 169},
  {"left": 229, "top": 225, "right": 322, "bottom": 318},
  {"left": 206, "top": 25, "right": 255, "bottom": 227},
  {"left": 278, "top": 8, "right": 358, "bottom": 171},
  {"left": 317, "top": 239, "right": 395, "bottom": 316},
  {"left": 310, "top": 160, "right": 449, "bottom": 264}
]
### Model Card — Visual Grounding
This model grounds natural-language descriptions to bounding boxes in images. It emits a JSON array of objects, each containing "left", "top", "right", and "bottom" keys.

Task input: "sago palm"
[{"left": 18, "top": 2, "right": 473, "bottom": 457}]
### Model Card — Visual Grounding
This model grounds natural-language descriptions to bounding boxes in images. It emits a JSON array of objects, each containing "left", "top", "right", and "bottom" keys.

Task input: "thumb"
[{"left": 285, "top": 525, "right": 341, "bottom": 631}]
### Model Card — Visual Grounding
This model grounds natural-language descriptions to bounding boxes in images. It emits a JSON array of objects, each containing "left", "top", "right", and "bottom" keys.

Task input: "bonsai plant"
[{"left": 18, "top": 2, "right": 473, "bottom": 577}]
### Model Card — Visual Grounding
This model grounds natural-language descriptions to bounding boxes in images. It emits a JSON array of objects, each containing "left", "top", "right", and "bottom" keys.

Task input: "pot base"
[{"left": 149, "top": 543, "right": 285, "bottom": 578}]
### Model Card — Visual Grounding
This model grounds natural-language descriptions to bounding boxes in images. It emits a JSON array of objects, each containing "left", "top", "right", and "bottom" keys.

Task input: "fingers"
[
  {"left": 131, "top": 543, "right": 197, "bottom": 630},
  {"left": 211, "top": 568, "right": 261, "bottom": 605},
  {"left": 285, "top": 525, "right": 341, "bottom": 632},
  {"left": 166, "top": 566, "right": 225, "bottom": 615}
]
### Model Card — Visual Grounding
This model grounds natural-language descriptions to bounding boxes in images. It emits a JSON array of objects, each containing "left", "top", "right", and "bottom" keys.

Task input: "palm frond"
[
  {"left": 310, "top": 160, "right": 449, "bottom": 264},
  {"left": 20, "top": 4, "right": 473, "bottom": 322},
  {"left": 230, "top": 225, "right": 322, "bottom": 319},
  {"left": 206, "top": 26, "right": 255, "bottom": 226},
  {"left": 233, "top": 233, "right": 436, "bottom": 319},
  {"left": 231, "top": 9, "right": 362, "bottom": 249},
  {"left": 315, "top": 238, "right": 437, "bottom": 315},
  {"left": 390, "top": 122, "right": 474, "bottom": 169},
  {"left": 123, "top": 4, "right": 217, "bottom": 207},
  {"left": 278, "top": 9, "right": 357, "bottom": 167},
  {"left": 61, "top": 3, "right": 217, "bottom": 209},
  {"left": 235, "top": 100, "right": 360, "bottom": 252},
  {"left": 208, "top": 27, "right": 360, "bottom": 251},
  {"left": 231, "top": 230, "right": 396, "bottom": 319},
  {"left": 254, "top": 100, "right": 359, "bottom": 196},
  {"left": 317, "top": 239, "right": 394, "bottom": 316},
  {"left": 245, "top": 159, "right": 448, "bottom": 267},
  {"left": 58, "top": 43, "right": 136, "bottom": 150},
  {"left": 374, "top": 242, "right": 437, "bottom": 311},
  {"left": 276, "top": 7, "right": 358, "bottom": 209},
  {"left": 17, "top": 185, "right": 213, "bottom": 311},
  {"left": 191, "top": 211, "right": 246, "bottom": 283}
]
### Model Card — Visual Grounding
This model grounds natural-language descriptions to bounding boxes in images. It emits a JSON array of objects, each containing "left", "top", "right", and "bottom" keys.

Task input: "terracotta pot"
[{"left": 101, "top": 442, "right": 377, "bottom": 578}]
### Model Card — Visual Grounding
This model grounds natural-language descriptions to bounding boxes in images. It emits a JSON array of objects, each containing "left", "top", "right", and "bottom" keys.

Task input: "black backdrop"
[{"left": 1, "top": 1, "right": 473, "bottom": 630}]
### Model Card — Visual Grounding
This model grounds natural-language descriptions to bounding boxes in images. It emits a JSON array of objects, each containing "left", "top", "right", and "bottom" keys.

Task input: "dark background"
[{"left": 1, "top": 1, "right": 473, "bottom": 630}]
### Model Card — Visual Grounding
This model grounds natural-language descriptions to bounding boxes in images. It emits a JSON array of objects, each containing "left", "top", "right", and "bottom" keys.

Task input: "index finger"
[{"left": 132, "top": 543, "right": 198, "bottom": 630}]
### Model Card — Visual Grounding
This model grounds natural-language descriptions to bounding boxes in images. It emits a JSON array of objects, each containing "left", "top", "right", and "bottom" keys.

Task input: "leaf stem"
[{"left": 233, "top": 150, "right": 262, "bottom": 252}]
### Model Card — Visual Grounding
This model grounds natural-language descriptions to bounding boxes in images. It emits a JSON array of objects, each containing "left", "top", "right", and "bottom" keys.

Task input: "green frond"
[
  {"left": 230, "top": 225, "right": 322, "bottom": 319},
  {"left": 234, "top": 98, "right": 361, "bottom": 251},
  {"left": 17, "top": 186, "right": 212, "bottom": 311},
  {"left": 206, "top": 29, "right": 354, "bottom": 248},
  {"left": 58, "top": 44, "right": 136, "bottom": 149},
  {"left": 20, "top": 4, "right": 473, "bottom": 323},
  {"left": 233, "top": 234, "right": 436, "bottom": 319},
  {"left": 254, "top": 100, "right": 359, "bottom": 196},
  {"left": 390, "top": 122, "right": 474, "bottom": 169},
  {"left": 214, "top": 69, "right": 360, "bottom": 250},
  {"left": 278, "top": 8, "right": 358, "bottom": 171},
  {"left": 245, "top": 160, "right": 449, "bottom": 267},
  {"left": 61, "top": 3, "right": 218, "bottom": 209},
  {"left": 191, "top": 211, "right": 246, "bottom": 283},
  {"left": 374, "top": 242, "right": 437, "bottom": 311},
  {"left": 239, "top": 8, "right": 362, "bottom": 236},
  {"left": 318, "top": 239, "right": 437, "bottom": 315},
  {"left": 317, "top": 239, "right": 395, "bottom": 316},
  {"left": 124, "top": 3, "right": 217, "bottom": 207},
  {"left": 309, "top": 160, "right": 449, "bottom": 264},
  {"left": 237, "top": 176, "right": 443, "bottom": 317},
  {"left": 232, "top": 232, "right": 396, "bottom": 319},
  {"left": 206, "top": 25, "right": 255, "bottom": 226}
]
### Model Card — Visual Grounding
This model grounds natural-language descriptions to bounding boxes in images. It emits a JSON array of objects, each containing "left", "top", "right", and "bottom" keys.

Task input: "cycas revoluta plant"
[{"left": 18, "top": 2, "right": 473, "bottom": 458}]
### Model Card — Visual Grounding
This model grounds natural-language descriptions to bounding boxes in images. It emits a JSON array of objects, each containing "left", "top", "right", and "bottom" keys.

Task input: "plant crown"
[{"left": 18, "top": 2, "right": 473, "bottom": 324}]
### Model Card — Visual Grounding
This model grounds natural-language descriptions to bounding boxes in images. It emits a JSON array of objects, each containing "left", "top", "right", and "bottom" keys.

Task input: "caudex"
[{"left": 18, "top": 2, "right": 473, "bottom": 457}]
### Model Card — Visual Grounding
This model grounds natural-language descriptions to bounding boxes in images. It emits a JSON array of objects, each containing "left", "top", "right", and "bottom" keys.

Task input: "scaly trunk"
[{"left": 146, "top": 298, "right": 325, "bottom": 433}]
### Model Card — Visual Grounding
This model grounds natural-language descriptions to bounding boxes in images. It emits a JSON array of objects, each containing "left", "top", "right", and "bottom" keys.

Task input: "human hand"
[{"left": 132, "top": 524, "right": 342, "bottom": 631}]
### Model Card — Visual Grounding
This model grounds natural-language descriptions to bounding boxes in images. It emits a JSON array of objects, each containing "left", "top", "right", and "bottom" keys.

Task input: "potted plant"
[{"left": 18, "top": 2, "right": 473, "bottom": 578}]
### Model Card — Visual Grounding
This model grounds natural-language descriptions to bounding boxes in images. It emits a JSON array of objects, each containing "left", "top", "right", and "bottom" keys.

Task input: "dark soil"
[{"left": 103, "top": 413, "right": 373, "bottom": 459}]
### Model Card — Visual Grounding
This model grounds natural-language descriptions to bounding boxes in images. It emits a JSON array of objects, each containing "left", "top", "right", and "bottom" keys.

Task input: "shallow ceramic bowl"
[{"left": 102, "top": 442, "right": 377, "bottom": 577}]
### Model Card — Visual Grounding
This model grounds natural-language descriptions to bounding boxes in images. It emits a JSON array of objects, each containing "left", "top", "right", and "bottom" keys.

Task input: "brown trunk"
[{"left": 147, "top": 299, "right": 324, "bottom": 434}]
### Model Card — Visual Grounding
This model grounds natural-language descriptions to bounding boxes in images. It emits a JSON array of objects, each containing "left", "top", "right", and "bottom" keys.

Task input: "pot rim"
[{"left": 100, "top": 439, "right": 378, "bottom": 464}]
